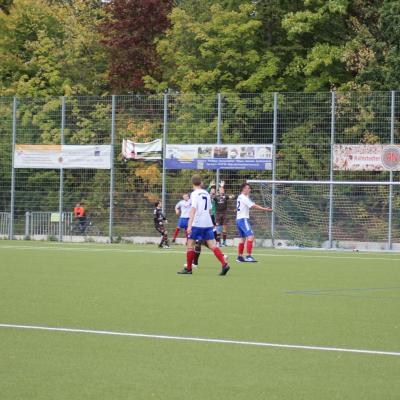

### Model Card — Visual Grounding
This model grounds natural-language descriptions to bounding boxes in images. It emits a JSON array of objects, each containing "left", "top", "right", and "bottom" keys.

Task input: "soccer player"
[
  {"left": 207, "top": 181, "right": 218, "bottom": 240},
  {"left": 178, "top": 174, "right": 230, "bottom": 275},
  {"left": 172, "top": 193, "right": 191, "bottom": 243},
  {"left": 214, "top": 180, "right": 234, "bottom": 246},
  {"left": 236, "top": 182, "right": 272, "bottom": 263},
  {"left": 154, "top": 201, "right": 170, "bottom": 249}
]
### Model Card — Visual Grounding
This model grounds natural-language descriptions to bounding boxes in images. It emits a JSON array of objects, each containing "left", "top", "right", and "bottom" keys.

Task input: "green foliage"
[
  {"left": 146, "top": 3, "right": 280, "bottom": 93},
  {"left": 1, "top": 0, "right": 400, "bottom": 94},
  {"left": 0, "top": 0, "right": 108, "bottom": 97},
  {"left": 0, "top": 0, "right": 13, "bottom": 14}
]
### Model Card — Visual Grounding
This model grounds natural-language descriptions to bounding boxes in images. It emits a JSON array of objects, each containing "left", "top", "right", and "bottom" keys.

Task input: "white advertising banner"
[
  {"left": 122, "top": 139, "right": 162, "bottom": 160},
  {"left": 333, "top": 144, "right": 400, "bottom": 171},
  {"left": 14, "top": 144, "right": 111, "bottom": 169}
]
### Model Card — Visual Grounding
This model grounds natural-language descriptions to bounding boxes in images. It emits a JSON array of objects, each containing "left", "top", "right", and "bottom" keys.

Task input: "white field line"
[
  {"left": 0, "top": 323, "right": 399, "bottom": 358},
  {"left": 0, "top": 244, "right": 399, "bottom": 262}
]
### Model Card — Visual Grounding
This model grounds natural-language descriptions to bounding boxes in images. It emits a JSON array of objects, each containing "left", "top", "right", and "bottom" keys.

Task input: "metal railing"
[
  {"left": 26, "top": 212, "right": 74, "bottom": 237},
  {"left": 0, "top": 212, "right": 11, "bottom": 238}
]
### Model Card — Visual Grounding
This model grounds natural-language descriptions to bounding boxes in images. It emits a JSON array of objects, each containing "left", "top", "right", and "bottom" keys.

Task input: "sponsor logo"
[{"left": 381, "top": 146, "right": 400, "bottom": 170}]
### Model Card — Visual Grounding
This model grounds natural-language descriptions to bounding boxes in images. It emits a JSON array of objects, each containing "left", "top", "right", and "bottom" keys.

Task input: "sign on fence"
[
  {"left": 14, "top": 144, "right": 111, "bottom": 169},
  {"left": 122, "top": 139, "right": 162, "bottom": 160},
  {"left": 165, "top": 144, "right": 273, "bottom": 170},
  {"left": 333, "top": 144, "right": 400, "bottom": 171}
]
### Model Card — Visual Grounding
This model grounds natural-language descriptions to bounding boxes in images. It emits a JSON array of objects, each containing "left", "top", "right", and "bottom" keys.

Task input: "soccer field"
[{"left": 0, "top": 241, "right": 399, "bottom": 399}]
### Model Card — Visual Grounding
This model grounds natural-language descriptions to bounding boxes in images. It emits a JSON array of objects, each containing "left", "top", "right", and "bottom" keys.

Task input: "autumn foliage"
[{"left": 100, "top": 0, "right": 172, "bottom": 92}]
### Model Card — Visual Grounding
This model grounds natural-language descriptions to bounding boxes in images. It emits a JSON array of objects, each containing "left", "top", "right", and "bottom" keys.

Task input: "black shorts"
[
  {"left": 155, "top": 225, "right": 166, "bottom": 235},
  {"left": 216, "top": 212, "right": 227, "bottom": 226}
]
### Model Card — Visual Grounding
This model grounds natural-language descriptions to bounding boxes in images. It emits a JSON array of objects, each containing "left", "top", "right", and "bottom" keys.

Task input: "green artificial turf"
[{"left": 0, "top": 241, "right": 399, "bottom": 399}]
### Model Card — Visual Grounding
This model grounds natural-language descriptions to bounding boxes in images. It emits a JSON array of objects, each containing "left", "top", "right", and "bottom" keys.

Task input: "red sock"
[
  {"left": 213, "top": 247, "right": 226, "bottom": 266},
  {"left": 238, "top": 242, "right": 244, "bottom": 256},
  {"left": 247, "top": 240, "right": 253, "bottom": 256},
  {"left": 186, "top": 249, "right": 195, "bottom": 271},
  {"left": 173, "top": 228, "right": 180, "bottom": 241}
]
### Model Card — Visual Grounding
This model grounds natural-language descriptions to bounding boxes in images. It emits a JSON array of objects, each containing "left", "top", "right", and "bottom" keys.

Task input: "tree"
[
  {"left": 345, "top": 0, "right": 400, "bottom": 91},
  {"left": 0, "top": 0, "right": 13, "bottom": 14},
  {"left": 100, "top": 0, "right": 173, "bottom": 92},
  {"left": 146, "top": 3, "right": 280, "bottom": 93},
  {"left": 280, "top": 0, "right": 354, "bottom": 91},
  {"left": 0, "top": 0, "right": 108, "bottom": 96}
]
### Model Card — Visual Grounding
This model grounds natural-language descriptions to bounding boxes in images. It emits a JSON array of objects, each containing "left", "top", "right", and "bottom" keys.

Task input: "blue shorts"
[
  {"left": 178, "top": 217, "right": 189, "bottom": 229},
  {"left": 236, "top": 218, "right": 254, "bottom": 238},
  {"left": 189, "top": 226, "right": 215, "bottom": 241}
]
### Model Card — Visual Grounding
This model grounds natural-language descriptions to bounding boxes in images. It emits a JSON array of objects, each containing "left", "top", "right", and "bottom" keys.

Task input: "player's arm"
[
  {"left": 175, "top": 203, "right": 180, "bottom": 216},
  {"left": 218, "top": 181, "right": 225, "bottom": 194},
  {"left": 207, "top": 180, "right": 215, "bottom": 193},
  {"left": 251, "top": 203, "right": 272, "bottom": 212}
]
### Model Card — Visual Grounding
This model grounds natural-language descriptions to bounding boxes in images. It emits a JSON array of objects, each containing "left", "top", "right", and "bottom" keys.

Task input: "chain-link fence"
[{"left": 0, "top": 92, "right": 399, "bottom": 249}]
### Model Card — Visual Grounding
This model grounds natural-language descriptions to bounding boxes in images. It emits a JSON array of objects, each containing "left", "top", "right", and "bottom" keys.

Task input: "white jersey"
[
  {"left": 190, "top": 188, "right": 213, "bottom": 228},
  {"left": 175, "top": 199, "right": 191, "bottom": 218},
  {"left": 236, "top": 193, "right": 254, "bottom": 220}
]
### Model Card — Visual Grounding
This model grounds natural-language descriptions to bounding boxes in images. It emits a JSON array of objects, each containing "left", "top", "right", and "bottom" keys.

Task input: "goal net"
[{"left": 249, "top": 180, "right": 399, "bottom": 248}]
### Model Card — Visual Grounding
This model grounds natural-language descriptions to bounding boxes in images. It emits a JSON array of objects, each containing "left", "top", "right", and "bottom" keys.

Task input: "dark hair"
[
  {"left": 192, "top": 174, "right": 202, "bottom": 186},
  {"left": 240, "top": 182, "right": 250, "bottom": 191},
  {"left": 154, "top": 201, "right": 160, "bottom": 207}
]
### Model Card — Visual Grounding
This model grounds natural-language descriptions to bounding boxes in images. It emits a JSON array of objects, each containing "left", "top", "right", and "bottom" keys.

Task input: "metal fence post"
[
  {"left": 109, "top": 95, "right": 116, "bottom": 243},
  {"left": 216, "top": 93, "right": 222, "bottom": 186},
  {"left": 328, "top": 91, "right": 336, "bottom": 249},
  {"left": 25, "top": 211, "right": 30, "bottom": 237},
  {"left": 162, "top": 93, "right": 168, "bottom": 215},
  {"left": 58, "top": 96, "right": 65, "bottom": 242},
  {"left": 271, "top": 93, "right": 278, "bottom": 246},
  {"left": 388, "top": 90, "right": 395, "bottom": 250},
  {"left": 9, "top": 97, "right": 17, "bottom": 240}
]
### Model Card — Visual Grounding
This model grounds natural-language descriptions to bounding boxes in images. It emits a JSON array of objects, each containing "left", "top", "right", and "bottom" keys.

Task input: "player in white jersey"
[
  {"left": 172, "top": 193, "right": 191, "bottom": 243},
  {"left": 178, "top": 174, "right": 230, "bottom": 275},
  {"left": 236, "top": 182, "right": 272, "bottom": 263}
]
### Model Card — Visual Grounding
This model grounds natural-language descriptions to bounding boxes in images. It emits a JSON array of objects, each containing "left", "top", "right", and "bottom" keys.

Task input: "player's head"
[
  {"left": 182, "top": 193, "right": 189, "bottom": 201},
  {"left": 209, "top": 186, "right": 216, "bottom": 194},
  {"left": 155, "top": 201, "right": 161, "bottom": 208},
  {"left": 75, "top": 202, "right": 80, "bottom": 207},
  {"left": 240, "top": 182, "right": 251, "bottom": 195},
  {"left": 191, "top": 174, "right": 202, "bottom": 188}
]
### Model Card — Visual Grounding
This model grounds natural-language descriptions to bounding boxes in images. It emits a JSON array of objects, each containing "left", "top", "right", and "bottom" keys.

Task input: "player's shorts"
[
  {"left": 216, "top": 212, "right": 227, "bottom": 226},
  {"left": 236, "top": 218, "right": 254, "bottom": 238},
  {"left": 189, "top": 226, "right": 215, "bottom": 241},
  {"left": 178, "top": 217, "right": 189, "bottom": 229},
  {"left": 155, "top": 225, "right": 166, "bottom": 235}
]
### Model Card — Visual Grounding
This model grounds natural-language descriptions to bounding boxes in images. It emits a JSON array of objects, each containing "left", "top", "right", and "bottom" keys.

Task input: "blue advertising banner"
[{"left": 165, "top": 144, "right": 273, "bottom": 170}]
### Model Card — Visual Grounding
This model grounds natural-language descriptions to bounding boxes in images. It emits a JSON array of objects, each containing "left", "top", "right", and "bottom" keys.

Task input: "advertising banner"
[
  {"left": 122, "top": 139, "right": 162, "bottom": 160},
  {"left": 14, "top": 144, "right": 111, "bottom": 169},
  {"left": 165, "top": 144, "right": 273, "bottom": 170},
  {"left": 333, "top": 144, "right": 400, "bottom": 171}
]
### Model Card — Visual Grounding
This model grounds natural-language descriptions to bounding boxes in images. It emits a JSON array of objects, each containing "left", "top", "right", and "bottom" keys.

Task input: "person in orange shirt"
[{"left": 73, "top": 202, "right": 87, "bottom": 233}]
